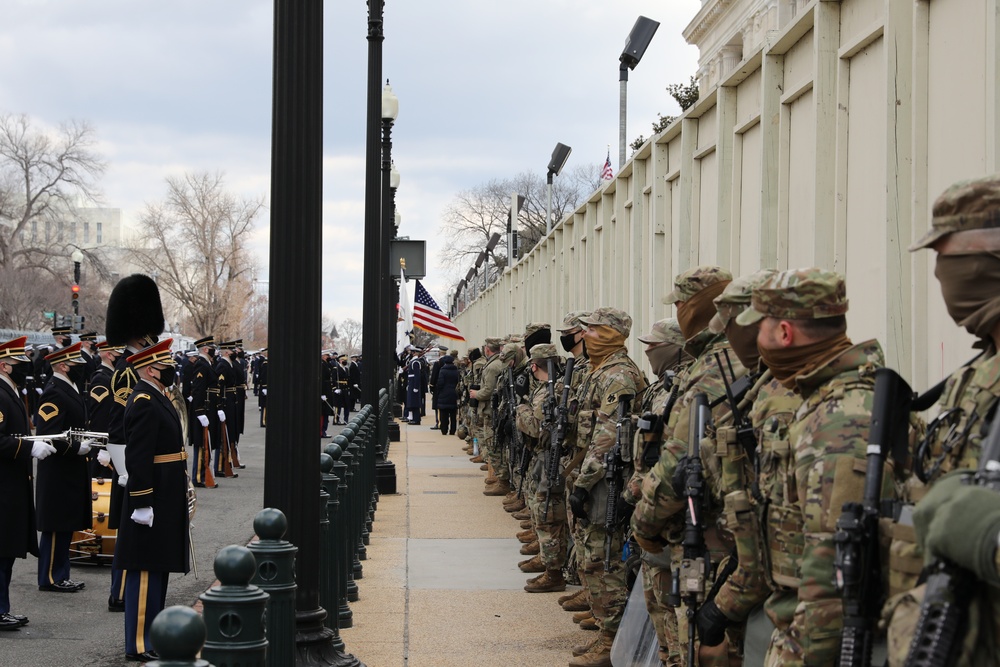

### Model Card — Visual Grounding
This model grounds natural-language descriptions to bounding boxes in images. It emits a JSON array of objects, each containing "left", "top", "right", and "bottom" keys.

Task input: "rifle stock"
[
  {"left": 679, "top": 393, "right": 710, "bottom": 667},
  {"left": 604, "top": 394, "right": 634, "bottom": 571},
  {"left": 544, "top": 357, "right": 575, "bottom": 520}
]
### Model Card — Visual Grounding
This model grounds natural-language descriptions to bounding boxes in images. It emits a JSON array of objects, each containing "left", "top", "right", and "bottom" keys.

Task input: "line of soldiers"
[
  {"left": 321, "top": 351, "right": 361, "bottom": 434},
  {"left": 450, "top": 175, "right": 1000, "bottom": 667}
]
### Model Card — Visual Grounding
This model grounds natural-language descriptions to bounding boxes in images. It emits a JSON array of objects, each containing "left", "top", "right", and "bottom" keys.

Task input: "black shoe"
[
  {"left": 108, "top": 598, "right": 125, "bottom": 612},
  {"left": 0, "top": 613, "right": 27, "bottom": 630},
  {"left": 321, "top": 432, "right": 328, "bottom": 438},
  {"left": 193, "top": 482, "right": 206, "bottom": 488},
  {"left": 237, "top": 464, "right": 246, "bottom": 469},
  {"left": 64, "top": 579, "right": 85, "bottom": 590},
  {"left": 39, "top": 580, "right": 81, "bottom": 593},
  {"left": 126, "top": 650, "right": 159, "bottom": 662}
]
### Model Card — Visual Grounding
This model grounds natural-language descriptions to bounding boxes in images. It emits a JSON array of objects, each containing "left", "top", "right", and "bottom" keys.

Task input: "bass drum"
[{"left": 70, "top": 478, "right": 117, "bottom": 564}]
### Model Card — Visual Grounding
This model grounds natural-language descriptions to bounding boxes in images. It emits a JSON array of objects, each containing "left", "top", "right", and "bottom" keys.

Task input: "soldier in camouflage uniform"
[
  {"left": 884, "top": 175, "right": 1000, "bottom": 666},
  {"left": 627, "top": 318, "right": 691, "bottom": 667},
  {"left": 695, "top": 269, "right": 803, "bottom": 666},
  {"left": 731, "top": 268, "right": 893, "bottom": 667},
  {"left": 466, "top": 347, "right": 486, "bottom": 455},
  {"left": 496, "top": 342, "right": 531, "bottom": 515},
  {"left": 566, "top": 307, "right": 647, "bottom": 667},
  {"left": 472, "top": 338, "right": 507, "bottom": 494},
  {"left": 630, "top": 265, "right": 745, "bottom": 666},
  {"left": 515, "top": 343, "right": 570, "bottom": 592}
]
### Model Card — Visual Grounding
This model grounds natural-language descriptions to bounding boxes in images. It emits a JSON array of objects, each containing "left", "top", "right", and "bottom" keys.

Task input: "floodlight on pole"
[
  {"left": 618, "top": 15, "right": 659, "bottom": 168},
  {"left": 507, "top": 193, "right": 526, "bottom": 266},
  {"left": 546, "top": 143, "right": 572, "bottom": 234}
]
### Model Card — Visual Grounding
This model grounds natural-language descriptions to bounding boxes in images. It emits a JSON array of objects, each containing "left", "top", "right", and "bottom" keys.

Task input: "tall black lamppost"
[
  {"left": 545, "top": 142, "right": 572, "bottom": 234},
  {"left": 361, "top": 0, "right": 385, "bottom": 413},
  {"left": 618, "top": 16, "right": 659, "bottom": 168},
  {"left": 380, "top": 82, "right": 398, "bottom": 419}
]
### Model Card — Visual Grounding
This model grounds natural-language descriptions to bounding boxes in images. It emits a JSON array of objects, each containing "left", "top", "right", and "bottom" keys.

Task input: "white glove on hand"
[
  {"left": 76, "top": 440, "right": 93, "bottom": 456},
  {"left": 217, "top": 410, "right": 226, "bottom": 423},
  {"left": 35, "top": 387, "right": 43, "bottom": 395},
  {"left": 30, "top": 440, "right": 56, "bottom": 460},
  {"left": 118, "top": 474, "right": 129, "bottom": 488},
  {"left": 97, "top": 449, "right": 112, "bottom": 467},
  {"left": 20, "top": 388, "right": 27, "bottom": 396},
  {"left": 353, "top": 384, "right": 359, "bottom": 389},
  {"left": 131, "top": 507, "right": 154, "bottom": 526},
  {"left": 187, "top": 395, "right": 193, "bottom": 403},
  {"left": 197, "top": 415, "right": 210, "bottom": 428},
  {"left": 334, "top": 389, "right": 342, "bottom": 395},
  {"left": 262, "top": 388, "right": 267, "bottom": 395},
  {"left": 320, "top": 395, "right": 327, "bottom": 401},
  {"left": 412, "top": 388, "right": 419, "bottom": 393}
]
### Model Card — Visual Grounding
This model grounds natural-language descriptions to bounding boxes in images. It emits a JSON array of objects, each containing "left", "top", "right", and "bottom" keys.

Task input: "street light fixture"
[
  {"left": 619, "top": 16, "right": 660, "bottom": 168},
  {"left": 506, "top": 195, "right": 526, "bottom": 266},
  {"left": 546, "top": 142, "right": 572, "bottom": 234}
]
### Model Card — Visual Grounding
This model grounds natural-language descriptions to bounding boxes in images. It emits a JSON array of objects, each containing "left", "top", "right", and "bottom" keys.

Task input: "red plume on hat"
[{"left": 105, "top": 274, "right": 165, "bottom": 346}]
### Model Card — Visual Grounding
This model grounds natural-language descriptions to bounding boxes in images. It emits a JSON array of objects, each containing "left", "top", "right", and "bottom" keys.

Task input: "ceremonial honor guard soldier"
[
  {"left": 114, "top": 338, "right": 190, "bottom": 662},
  {"left": 187, "top": 335, "right": 218, "bottom": 487},
  {"left": 257, "top": 348, "right": 268, "bottom": 427},
  {"left": 35, "top": 341, "right": 97, "bottom": 592},
  {"left": 79, "top": 331, "right": 100, "bottom": 391},
  {"left": 213, "top": 339, "right": 239, "bottom": 477},
  {"left": 88, "top": 340, "right": 124, "bottom": 477},
  {"left": 233, "top": 340, "right": 247, "bottom": 460},
  {"left": 0, "top": 336, "right": 55, "bottom": 629}
]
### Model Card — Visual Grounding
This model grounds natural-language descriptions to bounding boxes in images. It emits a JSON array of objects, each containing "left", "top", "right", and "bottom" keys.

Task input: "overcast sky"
[{"left": 1, "top": 0, "right": 701, "bottom": 325}]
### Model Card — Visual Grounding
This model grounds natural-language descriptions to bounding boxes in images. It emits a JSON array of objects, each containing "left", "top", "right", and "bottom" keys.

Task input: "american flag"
[
  {"left": 413, "top": 280, "right": 465, "bottom": 341},
  {"left": 601, "top": 152, "right": 614, "bottom": 181}
]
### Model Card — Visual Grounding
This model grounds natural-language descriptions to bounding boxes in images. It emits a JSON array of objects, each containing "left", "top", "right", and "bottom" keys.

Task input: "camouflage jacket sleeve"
[
  {"left": 516, "top": 385, "right": 546, "bottom": 442},
  {"left": 477, "top": 358, "right": 502, "bottom": 405},
  {"left": 574, "top": 351, "right": 645, "bottom": 491}
]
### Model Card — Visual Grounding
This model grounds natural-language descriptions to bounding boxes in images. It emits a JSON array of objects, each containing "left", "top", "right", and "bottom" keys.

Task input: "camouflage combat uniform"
[
  {"left": 477, "top": 341, "right": 506, "bottom": 483},
  {"left": 468, "top": 351, "right": 487, "bottom": 449}
]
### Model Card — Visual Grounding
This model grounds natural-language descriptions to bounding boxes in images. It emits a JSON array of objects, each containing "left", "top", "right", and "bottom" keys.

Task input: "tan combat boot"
[
  {"left": 502, "top": 491, "right": 519, "bottom": 504},
  {"left": 558, "top": 588, "right": 582, "bottom": 605},
  {"left": 561, "top": 589, "right": 590, "bottom": 612},
  {"left": 524, "top": 569, "right": 566, "bottom": 593},
  {"left": 483, "top": 480, "right": 512, "bottom": 496},
  {"left": 579, "top": 615, "right": 599, "bottom": 631},
  {"left": 470, "top": 454, "right": 484, "bottom": 463},
  {"left": 572, "top": 610, "right": 592, "bottom": 624},
  {"left": 516, "top": 528, "right": 536, "bottom": 543},
  {"left": 567, "top": 631, "right": 613, "bottom": 666},
  {"left": 479, "top": 464, "right": 488, "bottom": 471},
  {"left": 519, "top": 540, "right": 539, "bottom": 555},
  {"left": 518, "top": 555, "right": 545, "bottom": 573},
  {"left": 519, "top": 520, "right": 533, "bottom": 530},
  {"left": 571, "top": 636, "right": 599, "bottom": 657},
  {"left": 512, "top": 508, "right": 532, "bottom": 520},
  {"left": 504, "top": 499, "right": 526, "bottom": 513}
]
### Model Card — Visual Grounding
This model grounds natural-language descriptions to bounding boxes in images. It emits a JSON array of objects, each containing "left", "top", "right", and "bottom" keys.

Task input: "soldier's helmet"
[{"left": 736, "top": 268, "right": 849, "bottom": 326}]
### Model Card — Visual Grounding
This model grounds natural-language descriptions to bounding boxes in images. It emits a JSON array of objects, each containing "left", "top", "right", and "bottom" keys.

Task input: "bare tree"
[
  {"left": 126, "top": 172, "right": 264, "bottom": 338},
  {"left": 0, "top": 113, "right": 108, "bottom": 278},
  {"left": 437, "top": 166, "right": 600, "bottom": 286},
  {"left": 336, "top": 318, "right": 363, "bottom": 355}
]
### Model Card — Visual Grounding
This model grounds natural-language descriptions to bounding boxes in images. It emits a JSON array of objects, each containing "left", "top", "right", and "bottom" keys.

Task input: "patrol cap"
[
  {"left": 557, "top": 311, "right": 591, "bottom": 333},
  {"left": 663, "top": 266, "right": 733, "bottom": 304},
  {"left": 528, "top": 343, "right": 560, "bottom": 363},
  {"left": 498, "top": 342, "right": 521, "bottom": 364},
  {"left": 735, "top": 268, "right": 849, "bottom": 326},
  {"left": 524, "top": 322, "right": 550, "bottom": 336},
  {"left": 194, "top": 335, "right": 215, "bottom": 348},
  {"left": 127, "top": 338, "right": 177, "bottom": 369},
  {"left": 45, "top": 341, "right": 86, "bottom": 365},
  {"left": 484, "top": 337, "right": 503, "bottom": 347},
  {"left": 637, "top": 318, "right": 685, "bottom": 345},
  {"left": 911, "top": 174, "right": 1000, "bottom": 251},
  {"left": 0, "top": 336, "right": 31, "bottom": 362},
  {"left": 449, "top": 349, "right": 459, "bottom": 357},
  {"left": 709, "top": 269, "right": 779, "bottom": 333},
  {"left": 580, "top": 307, "right": 632, "bottom": 337}
]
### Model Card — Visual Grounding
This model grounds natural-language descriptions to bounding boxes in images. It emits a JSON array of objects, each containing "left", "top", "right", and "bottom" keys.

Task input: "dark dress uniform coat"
[
  {"left": 35, "top": 376, "right": 91, "bottom": 532},
  {"left": 108, "top": 351, "right": 140, "bottom": 530},
  {"left": 321, "top": 360, "right": 335, "bottom": 416},
  {"left": 114, "top": 379, "right": 190, "bottom": 573},
  {"left": 186, "top": 356, "right": 214, "bottom": 447},
  {"left": 215, "top": 356, "right": 239, "bottom": 445},
  {"left": 0, "top": 378, "right": 38, "bottom": 559},
  {"left": 87, "top": 363, "right": 114, "bottom": 477}
]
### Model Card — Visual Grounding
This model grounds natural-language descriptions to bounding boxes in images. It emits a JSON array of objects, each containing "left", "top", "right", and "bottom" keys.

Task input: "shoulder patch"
[
  {"left": 90, "top": 386, "right": 110, "bottom": 403},
  {"left": 607, "top": 393, "right": 618, "bottom": 404},
  {"left": 196, "top": 372, "right": 203, "bottom": 379},
  {"left": 37, "top": 402, "right": 59, "bottom": 422},
  {"left": 134, "top": 393, "right": 152, "bottom": 402},
  {"left": 0, "top": 410, "right": 4, "bottom": 423}
]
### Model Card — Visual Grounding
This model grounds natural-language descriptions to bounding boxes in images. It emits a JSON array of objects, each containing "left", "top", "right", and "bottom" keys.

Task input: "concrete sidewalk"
[{"left": 342, "top": 418, "right": 590, "bottom": 667}]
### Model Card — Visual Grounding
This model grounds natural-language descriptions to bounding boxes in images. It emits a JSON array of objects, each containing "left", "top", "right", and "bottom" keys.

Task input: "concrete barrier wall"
[{"left": 454, "top": 0, "right": 1000, "bottom": 392}]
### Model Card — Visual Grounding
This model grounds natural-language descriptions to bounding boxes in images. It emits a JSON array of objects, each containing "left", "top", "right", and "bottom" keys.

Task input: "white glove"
[
  {"left": 412, "top": 388, "right": 419, "bottom": 393},
  {"left": 187, "top": 396, "right": 193, "bottom": 403},
  {"left": 76, "top": 440, "right": 94, "bottom": 456},
  {"left": 197, "top": 415, "right": 209, "bottom": 428},
  {"left": 35, "top": 387, "right": 43, "bottom": 395},
  {"left": 30, "top": 440, "right": 56, "bottom": 460},
  {"left": 262, "top": 388, "right": 267, "bottom": 395},
  {"left": 320, "top": 395, "right": 327, "bottom": 401},
  {"left": 97, "top": 449, "right": 112, "bottom": 467},
  {"left": 118, "top": 474, "right": 129, "bottom": 488},
  {"left": 334, "top": 389, "right": 342, "bottom": 395},
  {"left": 353, "top": 384, "right": 359, "bottom": 389},
  {"left": 217, "top": 410, "right": 226, "bottom": 423},
  {"left": 131, "top": 507, "right": 154, "bottom": 526},
  {"left": 20, "top": 388, "right": 26, "bottom": 396}
]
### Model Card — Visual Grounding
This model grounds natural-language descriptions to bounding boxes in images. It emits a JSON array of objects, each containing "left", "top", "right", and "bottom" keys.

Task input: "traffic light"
[
  {"left": 71, "top": 283, "right": 80, "bottom": 303},
  {"left": 72, "top": 315, "right": 85, "bottom": 332}
]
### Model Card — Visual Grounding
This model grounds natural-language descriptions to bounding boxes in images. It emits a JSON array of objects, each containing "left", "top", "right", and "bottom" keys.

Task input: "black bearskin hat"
[{"left": 105, "top": 274, "right": 165, "bottom": 346}]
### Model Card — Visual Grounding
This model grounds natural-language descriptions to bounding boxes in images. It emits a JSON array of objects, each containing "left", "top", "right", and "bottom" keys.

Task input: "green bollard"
[
  {"left": 247, "top": 508, "right": 297, "bottom": 667},
  {"left": 345, "top": 436, "right": 365, "bottom": 577},
  {"left": 326, "top": 442, "right": 353, "bottom": 627},
  {"left": 319, "top": 454, "right": 344, "bottom": 647},
  {"left": 148, "top": 606, "right": 212, "bottom": 667},
  {"left": 199, "top": 545, "right": 269, "bottom": 667},
  {"left": 332, "top": 436, "right": 360, "bottom": 602}
]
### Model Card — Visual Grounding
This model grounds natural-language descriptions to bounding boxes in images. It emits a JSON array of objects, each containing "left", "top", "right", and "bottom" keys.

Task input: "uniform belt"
[{"left": 153, "top": 451, "right": 188, "bottom": 464}]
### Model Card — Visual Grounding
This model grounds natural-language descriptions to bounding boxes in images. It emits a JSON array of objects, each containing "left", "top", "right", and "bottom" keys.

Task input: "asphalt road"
[{"left": 0, "top": 403, "right": 272, "bottom": 666}]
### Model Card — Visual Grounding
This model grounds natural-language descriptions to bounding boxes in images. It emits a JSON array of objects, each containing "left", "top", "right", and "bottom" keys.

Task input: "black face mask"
[
  {"left": 157, "top": 366, "right": 177, "bottom": 387},
  {"left": 208, "top": 348, "right": 217, "bottom": 359},
  {"left": 68, "top": 364, "right": 87, "bottom": 386},
  {"left": 8, "top": 363, "right": 28, "bottom": 388},
  {"left": 560, "top": 332, "right": 578, "bottom": 353}
]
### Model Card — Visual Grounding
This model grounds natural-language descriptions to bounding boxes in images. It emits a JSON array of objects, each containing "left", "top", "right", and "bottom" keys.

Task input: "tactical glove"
[
  {"left": 633, "top": 533, "right": 666, "bottom": 554},
  {"left": 695, "top": 600, "right": 730, "bottom": 647},
  {"left": 615, "top": 495, "right": 636, "bottom": 527},
  {"left": 569, "top": 487, "right": 589, "bottom": 521},
  {"left": 671, "top": 455, "right": 691, "bottom": 498},
  {"left": 915, "top": 470, "right": 1000, "bottom": 586}
]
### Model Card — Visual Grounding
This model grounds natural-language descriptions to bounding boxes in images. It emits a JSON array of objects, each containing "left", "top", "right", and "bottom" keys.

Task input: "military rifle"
[
  {"left": 638, "top": 368, "right": 681, "bottom": 470},
  {"left": 505, "top": 366, "right": 529, "bottom": 497},
  {"left": 713, "top": 351, "right": 758, "bottom": 460},
  {"left": 672, "top": 393, "right": 710, "bottom": 667},
  {"left": 833, "top": 368, "right": 911, "bottom": 667},
  {"left": 544, "top": 357, "right": 575, "bottom": 521},
  {"left": 604, "top": 394, "right": 634, "bottom": 571},
  {"left": 904, "top": 397, "right": 1000, "bottom": 667}
]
